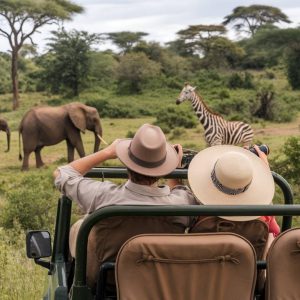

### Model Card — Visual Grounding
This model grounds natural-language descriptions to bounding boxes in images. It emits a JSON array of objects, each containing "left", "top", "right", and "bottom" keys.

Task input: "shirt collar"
[{"left": 125, "top": 180, "right": 170, "bottom": 197}]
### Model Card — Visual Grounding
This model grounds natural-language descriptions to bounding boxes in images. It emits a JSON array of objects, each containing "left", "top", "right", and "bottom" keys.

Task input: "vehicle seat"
[
  {"left": 86, "top": 216, "right": 188, "bottom": 293},
  {"left": 266, "top": 228, "right": 300, "bottom": 299},
  {"left": 115, "top": 233, "right": 257, "bottom": 300}
]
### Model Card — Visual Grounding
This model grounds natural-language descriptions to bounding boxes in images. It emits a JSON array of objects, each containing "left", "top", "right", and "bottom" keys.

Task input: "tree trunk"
[{"left": 11, "top": 49, "right": 20, "bottom": 110}]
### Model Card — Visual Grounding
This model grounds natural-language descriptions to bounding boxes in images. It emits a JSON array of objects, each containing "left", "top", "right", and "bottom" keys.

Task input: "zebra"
[{"left": 176, "top": 83, "right": 253, "bottom": 146}]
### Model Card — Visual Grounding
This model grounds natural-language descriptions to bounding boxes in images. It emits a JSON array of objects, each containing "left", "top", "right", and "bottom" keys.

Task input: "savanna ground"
[{"left": 0, "top": 89, "right": 299, "bottom": 299}]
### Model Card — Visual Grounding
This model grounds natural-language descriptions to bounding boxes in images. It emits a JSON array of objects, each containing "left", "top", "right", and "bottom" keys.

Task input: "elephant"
[
  {"left": 0, "top": 117, "right": 10, "bottom": 152},
  {"left": 19, "top": 102, "right": 103, "bottom": 170}
]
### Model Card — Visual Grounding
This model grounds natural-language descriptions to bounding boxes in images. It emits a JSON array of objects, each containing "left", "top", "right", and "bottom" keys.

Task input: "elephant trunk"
[
  {"left": 93, "top": 123, "right": 102, "bottom": 153},
  {"left": 5, "top": 128, "right": 10, "bottom": 152}
]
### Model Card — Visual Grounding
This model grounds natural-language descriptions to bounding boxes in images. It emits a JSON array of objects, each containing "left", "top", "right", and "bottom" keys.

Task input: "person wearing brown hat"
[
  {"left": 53, "top": 123, "right": 196, "bottom": 290},
  {"left": 187, "top": 144, "right": 280, "bottom": 235}
]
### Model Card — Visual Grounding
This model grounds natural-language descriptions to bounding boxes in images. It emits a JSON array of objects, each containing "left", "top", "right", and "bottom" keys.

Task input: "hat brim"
[
  {"left": 188, "top": 145, "right": 275, "bottom": 221},
  {"left": 116, "top": 139, "right": 179, "bottom": 177}
]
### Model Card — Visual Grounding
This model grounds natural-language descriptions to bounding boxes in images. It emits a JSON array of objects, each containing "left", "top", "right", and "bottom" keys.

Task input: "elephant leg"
[
  {"left": 35, "top": 146, "right": 45, "bottom": 168},
  {"left": 75, "top": 140, "right": 85, "bottom": 158},
  {"left": 66, "top": 140, "right": 75, "bottom": 162},
  {"left": 21, "top": 151, "right": 31, "bottom": 171}
]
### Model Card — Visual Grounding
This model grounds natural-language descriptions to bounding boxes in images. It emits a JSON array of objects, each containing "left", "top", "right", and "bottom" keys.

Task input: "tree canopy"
[
  {"left": 106, "top": 31, "right": 148, "bottom": 54},
  {"left": 0, "top": 0, "right": 83, "bottom": 109},
  {"left": 223, "top": 5, "right": 291, "bottom": 36}
]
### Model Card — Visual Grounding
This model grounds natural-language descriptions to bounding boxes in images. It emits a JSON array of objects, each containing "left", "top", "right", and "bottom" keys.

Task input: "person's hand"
[
  {"left": 103, "top": 139, "right": 121, "bottom": 160},
  {"left": 253, "top": 144, "right": 269, "bottom": 167},
  {"left": 173, "top": 144, "right": 183, "bottom": 168}
]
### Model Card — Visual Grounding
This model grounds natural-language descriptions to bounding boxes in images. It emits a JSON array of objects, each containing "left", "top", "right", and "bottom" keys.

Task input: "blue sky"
[{"left": 0, "top": 0, "right": 299, "bottom": 53}]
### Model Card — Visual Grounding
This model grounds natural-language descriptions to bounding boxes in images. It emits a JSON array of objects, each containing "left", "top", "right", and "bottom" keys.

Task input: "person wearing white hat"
[{"left": 187, "top": 144, "right": 280, "bottom": 235}]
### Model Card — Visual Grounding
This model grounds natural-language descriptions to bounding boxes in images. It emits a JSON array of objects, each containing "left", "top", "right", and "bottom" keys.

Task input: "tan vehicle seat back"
[
  {"left": 116, "top": 233, "right": 257, "bottom": 300},
  {"left": 266, "top": 228, "right": 300, "bottom": 300},
  {"left": 86, "top": 216, "right": 187, "bottom": 289}
]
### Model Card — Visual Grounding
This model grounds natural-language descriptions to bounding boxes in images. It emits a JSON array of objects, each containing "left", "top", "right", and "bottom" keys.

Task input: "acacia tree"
[
  {"left": 106, "top": 31, "right": 148, "bottom": 54},
  {"left": 176, "top": 24, "right": 227, "bottom": 55},
  {"left": 0, "top": 0, "right": 83, "bottom": 109},
  {"left": 223, "top": 5, "right": 290, "bottom": 37}
]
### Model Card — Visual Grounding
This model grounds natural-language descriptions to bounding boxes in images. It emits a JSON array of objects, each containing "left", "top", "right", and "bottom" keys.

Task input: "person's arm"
[
  {"left": 53, "top": 139, "right": 120, "bottom": 179},
  {"left": 167, "top": 144, "right": 183, "bottom": 189},
  {"left": 253, "top": 144, "right": 269, "bottom": 167}
]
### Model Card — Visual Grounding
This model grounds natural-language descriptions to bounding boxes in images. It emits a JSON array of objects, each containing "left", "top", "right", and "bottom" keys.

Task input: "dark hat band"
[
  {"left": 211, "top": 163, "right": 251, "bottom": 195},
  {"left": 128, "top": 147, "right": 167, "bottom": 169}
]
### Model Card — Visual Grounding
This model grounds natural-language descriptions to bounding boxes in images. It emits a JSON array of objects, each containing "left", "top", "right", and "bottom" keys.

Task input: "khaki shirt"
[{"left": 55, "top": 166, "right": 197, "bottom": 225}]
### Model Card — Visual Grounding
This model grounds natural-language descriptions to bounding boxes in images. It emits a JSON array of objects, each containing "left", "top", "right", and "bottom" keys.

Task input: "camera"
[
  {"left": 181, "top": 149, "right": 198, "bottom": 169},
  {"left": 249, "top": 144, "right": 270, "bottom": 156}
]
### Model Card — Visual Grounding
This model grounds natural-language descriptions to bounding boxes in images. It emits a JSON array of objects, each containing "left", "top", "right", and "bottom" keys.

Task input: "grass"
[{"left": 0, "top": 87, "right": 300, "bottom": 299}]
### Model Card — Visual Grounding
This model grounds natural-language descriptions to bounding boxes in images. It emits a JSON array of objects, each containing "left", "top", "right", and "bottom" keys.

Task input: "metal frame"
[{"left": 45, "top": 167, "right": 296, "bottom": 300}]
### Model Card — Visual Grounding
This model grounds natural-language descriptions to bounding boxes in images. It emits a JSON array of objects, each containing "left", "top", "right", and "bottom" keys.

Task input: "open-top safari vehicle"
[{"left": 26, "top": 166, "right": 300, "bottom": 300}]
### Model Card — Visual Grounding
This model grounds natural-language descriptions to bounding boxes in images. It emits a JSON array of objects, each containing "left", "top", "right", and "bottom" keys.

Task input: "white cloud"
[{"left": 0, "top": 0, "right": 299, "bottom": 53}]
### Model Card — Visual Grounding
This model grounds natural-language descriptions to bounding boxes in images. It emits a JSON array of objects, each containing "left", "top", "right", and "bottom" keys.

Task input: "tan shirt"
[{"left": 55, "top": 166, "right": 197, "bottom": 225}]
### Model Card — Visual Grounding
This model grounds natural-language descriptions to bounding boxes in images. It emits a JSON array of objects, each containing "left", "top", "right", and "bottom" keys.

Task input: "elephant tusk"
[{"left": 97, "top": 134, "right": 108, "bottom": 145}]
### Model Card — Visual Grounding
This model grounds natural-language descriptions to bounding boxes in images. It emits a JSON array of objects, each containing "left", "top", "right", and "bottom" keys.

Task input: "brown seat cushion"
[
  {"left": 86, "top": 216, "right": 187, "bottom": 289},
  {"left": 116, "top": 233, "right": 257, "bottom": 300},
  {"left": 266, "top": 228, "right": 300, "bottom": 300}
]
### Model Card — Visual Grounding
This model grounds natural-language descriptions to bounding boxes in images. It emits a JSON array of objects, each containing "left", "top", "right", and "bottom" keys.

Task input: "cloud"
[{"left": 0, "top": 0, "right": 299, "bottom": 52}]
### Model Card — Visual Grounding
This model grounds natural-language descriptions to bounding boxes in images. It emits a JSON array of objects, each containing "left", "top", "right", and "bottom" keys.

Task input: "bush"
[
  {"left": 154, "top": 106, "right": 197, "bottom": 133},
  {"left": 86, "top": 99, "right": 138, "bottom": 118},
  {"left": 272, "top": 137, "right": 300, "bottom": 189},
  {"left": 227, "top": 72, "right": 254, "bottom": 89},
  {"left": 0, "top": 173, "right": 57, "bottom": 230}
]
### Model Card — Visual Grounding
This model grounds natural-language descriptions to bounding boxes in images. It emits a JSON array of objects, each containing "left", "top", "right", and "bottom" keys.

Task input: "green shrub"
[
  {"left": 0, "top": 173, "right": 57, "bottom": 230},
  {"left": 154, "top": 106, "right": 197, "bottom": 133},
  {"left": 169, "top": 127, "right": 187, "bottom": 140},
  {"left": 86, "top": 99, "right": 137, "bottom": 118}
]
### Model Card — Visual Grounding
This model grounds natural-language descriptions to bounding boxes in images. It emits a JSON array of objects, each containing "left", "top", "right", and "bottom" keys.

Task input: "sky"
[{"left": 0, "top": 0, "right": 300, "bottom": 53}]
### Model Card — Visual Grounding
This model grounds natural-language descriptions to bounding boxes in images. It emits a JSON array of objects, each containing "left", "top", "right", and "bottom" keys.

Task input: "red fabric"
[{"left": 260, "top": 216, "right": 280, "bottom": 237}]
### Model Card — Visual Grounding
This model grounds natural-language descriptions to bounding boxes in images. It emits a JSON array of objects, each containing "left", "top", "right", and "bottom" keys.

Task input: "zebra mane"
[{"left": 194, "top": 90, "right": 222, "bottom": 117}]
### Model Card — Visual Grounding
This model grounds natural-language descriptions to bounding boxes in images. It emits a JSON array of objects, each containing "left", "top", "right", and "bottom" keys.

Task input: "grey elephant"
[
  {"left": 0, "top": 117, "right": 10, "bottom": 152},
  {"left": 19, "top": 102, "right": 103, "bottom": 170}
]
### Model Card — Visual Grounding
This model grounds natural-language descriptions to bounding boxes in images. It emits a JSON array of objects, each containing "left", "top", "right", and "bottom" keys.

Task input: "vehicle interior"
[{"left": 26, "top": 167, "right": 300, "bottom": 300}]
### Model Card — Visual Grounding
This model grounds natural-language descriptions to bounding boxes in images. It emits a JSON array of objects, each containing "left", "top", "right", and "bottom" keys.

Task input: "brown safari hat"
[
  {"left": 188, "top": 145, "right": 275, "bottom": 221},
  {"left": 116, "top": 124, "right": 179, "bottom": 177}
]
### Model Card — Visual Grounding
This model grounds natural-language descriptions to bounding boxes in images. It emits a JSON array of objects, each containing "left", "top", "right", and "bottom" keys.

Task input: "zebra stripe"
[{"left": 179, "top": 87, "right": 253, "bottom": 146}]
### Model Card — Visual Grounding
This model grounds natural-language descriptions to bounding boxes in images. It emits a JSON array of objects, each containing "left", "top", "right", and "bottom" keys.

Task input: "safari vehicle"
[{"left": 26, "top": 166, "right": 300, "bottom": 300}]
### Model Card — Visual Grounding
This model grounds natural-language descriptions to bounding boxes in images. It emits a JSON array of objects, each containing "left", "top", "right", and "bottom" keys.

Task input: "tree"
[
  {"left": 0, "top": 0, "right": 83, "bottom": 109},
  {"left": 176, "top": 24, "right": 227, "bottom": 56},
  {"left": 242, "top": 28, "right": 300, "bottom": 88},
  {"left": 223, "top": 5, "right": 290, "bottom": 37},
  {"left": 106, "top": 31, "right": 148, "bottom": 54},
  {"left": 117, "top": 52, "right": 161, "bottom": 93},
  {"left": 41, "top": 29, "right": 101, "bottom": 96}
]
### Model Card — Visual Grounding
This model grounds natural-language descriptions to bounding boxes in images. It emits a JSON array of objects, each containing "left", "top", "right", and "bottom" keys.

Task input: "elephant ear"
[{"left": 68, "top": 105, "right": 86, "bottom": 133}]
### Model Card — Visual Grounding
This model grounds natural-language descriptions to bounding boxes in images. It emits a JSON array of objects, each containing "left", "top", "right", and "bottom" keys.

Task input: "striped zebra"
[{"left": 176, "top": 83, "right": 253, "bottom": 146}]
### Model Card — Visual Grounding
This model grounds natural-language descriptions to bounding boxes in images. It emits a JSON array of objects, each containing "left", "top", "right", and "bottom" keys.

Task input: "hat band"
[
  {"left": 128, "top": 148, "right": 167, "bottom": 169},
  {"left": 211, "top": 164, "right": 251, "bottom": 195}
]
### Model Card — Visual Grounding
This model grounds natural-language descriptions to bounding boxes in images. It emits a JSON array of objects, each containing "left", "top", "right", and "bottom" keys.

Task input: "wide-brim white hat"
[{"left": 188, "top": 145, "right": 275, "bottom": 221}]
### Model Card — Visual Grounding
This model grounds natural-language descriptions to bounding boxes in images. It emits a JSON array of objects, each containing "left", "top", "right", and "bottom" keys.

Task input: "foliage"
[
  {"left": 272, "top": 137, "right": 300, "bottom": 187},
  {"left": 88, "top": 51, "right": 119, "bottom": 88},
  {"left": 0, "top": 53, "right": 11, "bottom": 94},
  {"left": 0, "top": 0, "right": 83, "bottom": 109},
  {"left": 175, "top": 24, "right": 227, "bottom": 56},
  {"left": 223, "top": 5, "right": 291, "bottom": 36},
  {"left": 227, "top": 72, "right": 254, "bottom": 89},
  {"left": 40, "top": 29, "right": 101, "bottom": 96},
  {"left": 286, "top": 44, "right": 300, "bottom": 89},
  {"left": 116, "top": 52, "right": 161, "bottom": 94},
  {"left": 106, "top": 31, "right": 148, "bottom": 54},
  {"left": 154, "top": 106, "right": 197, "bottom": 133},
  {"left": 0, "top": 173, "right": 57, "bottom": 230}
]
